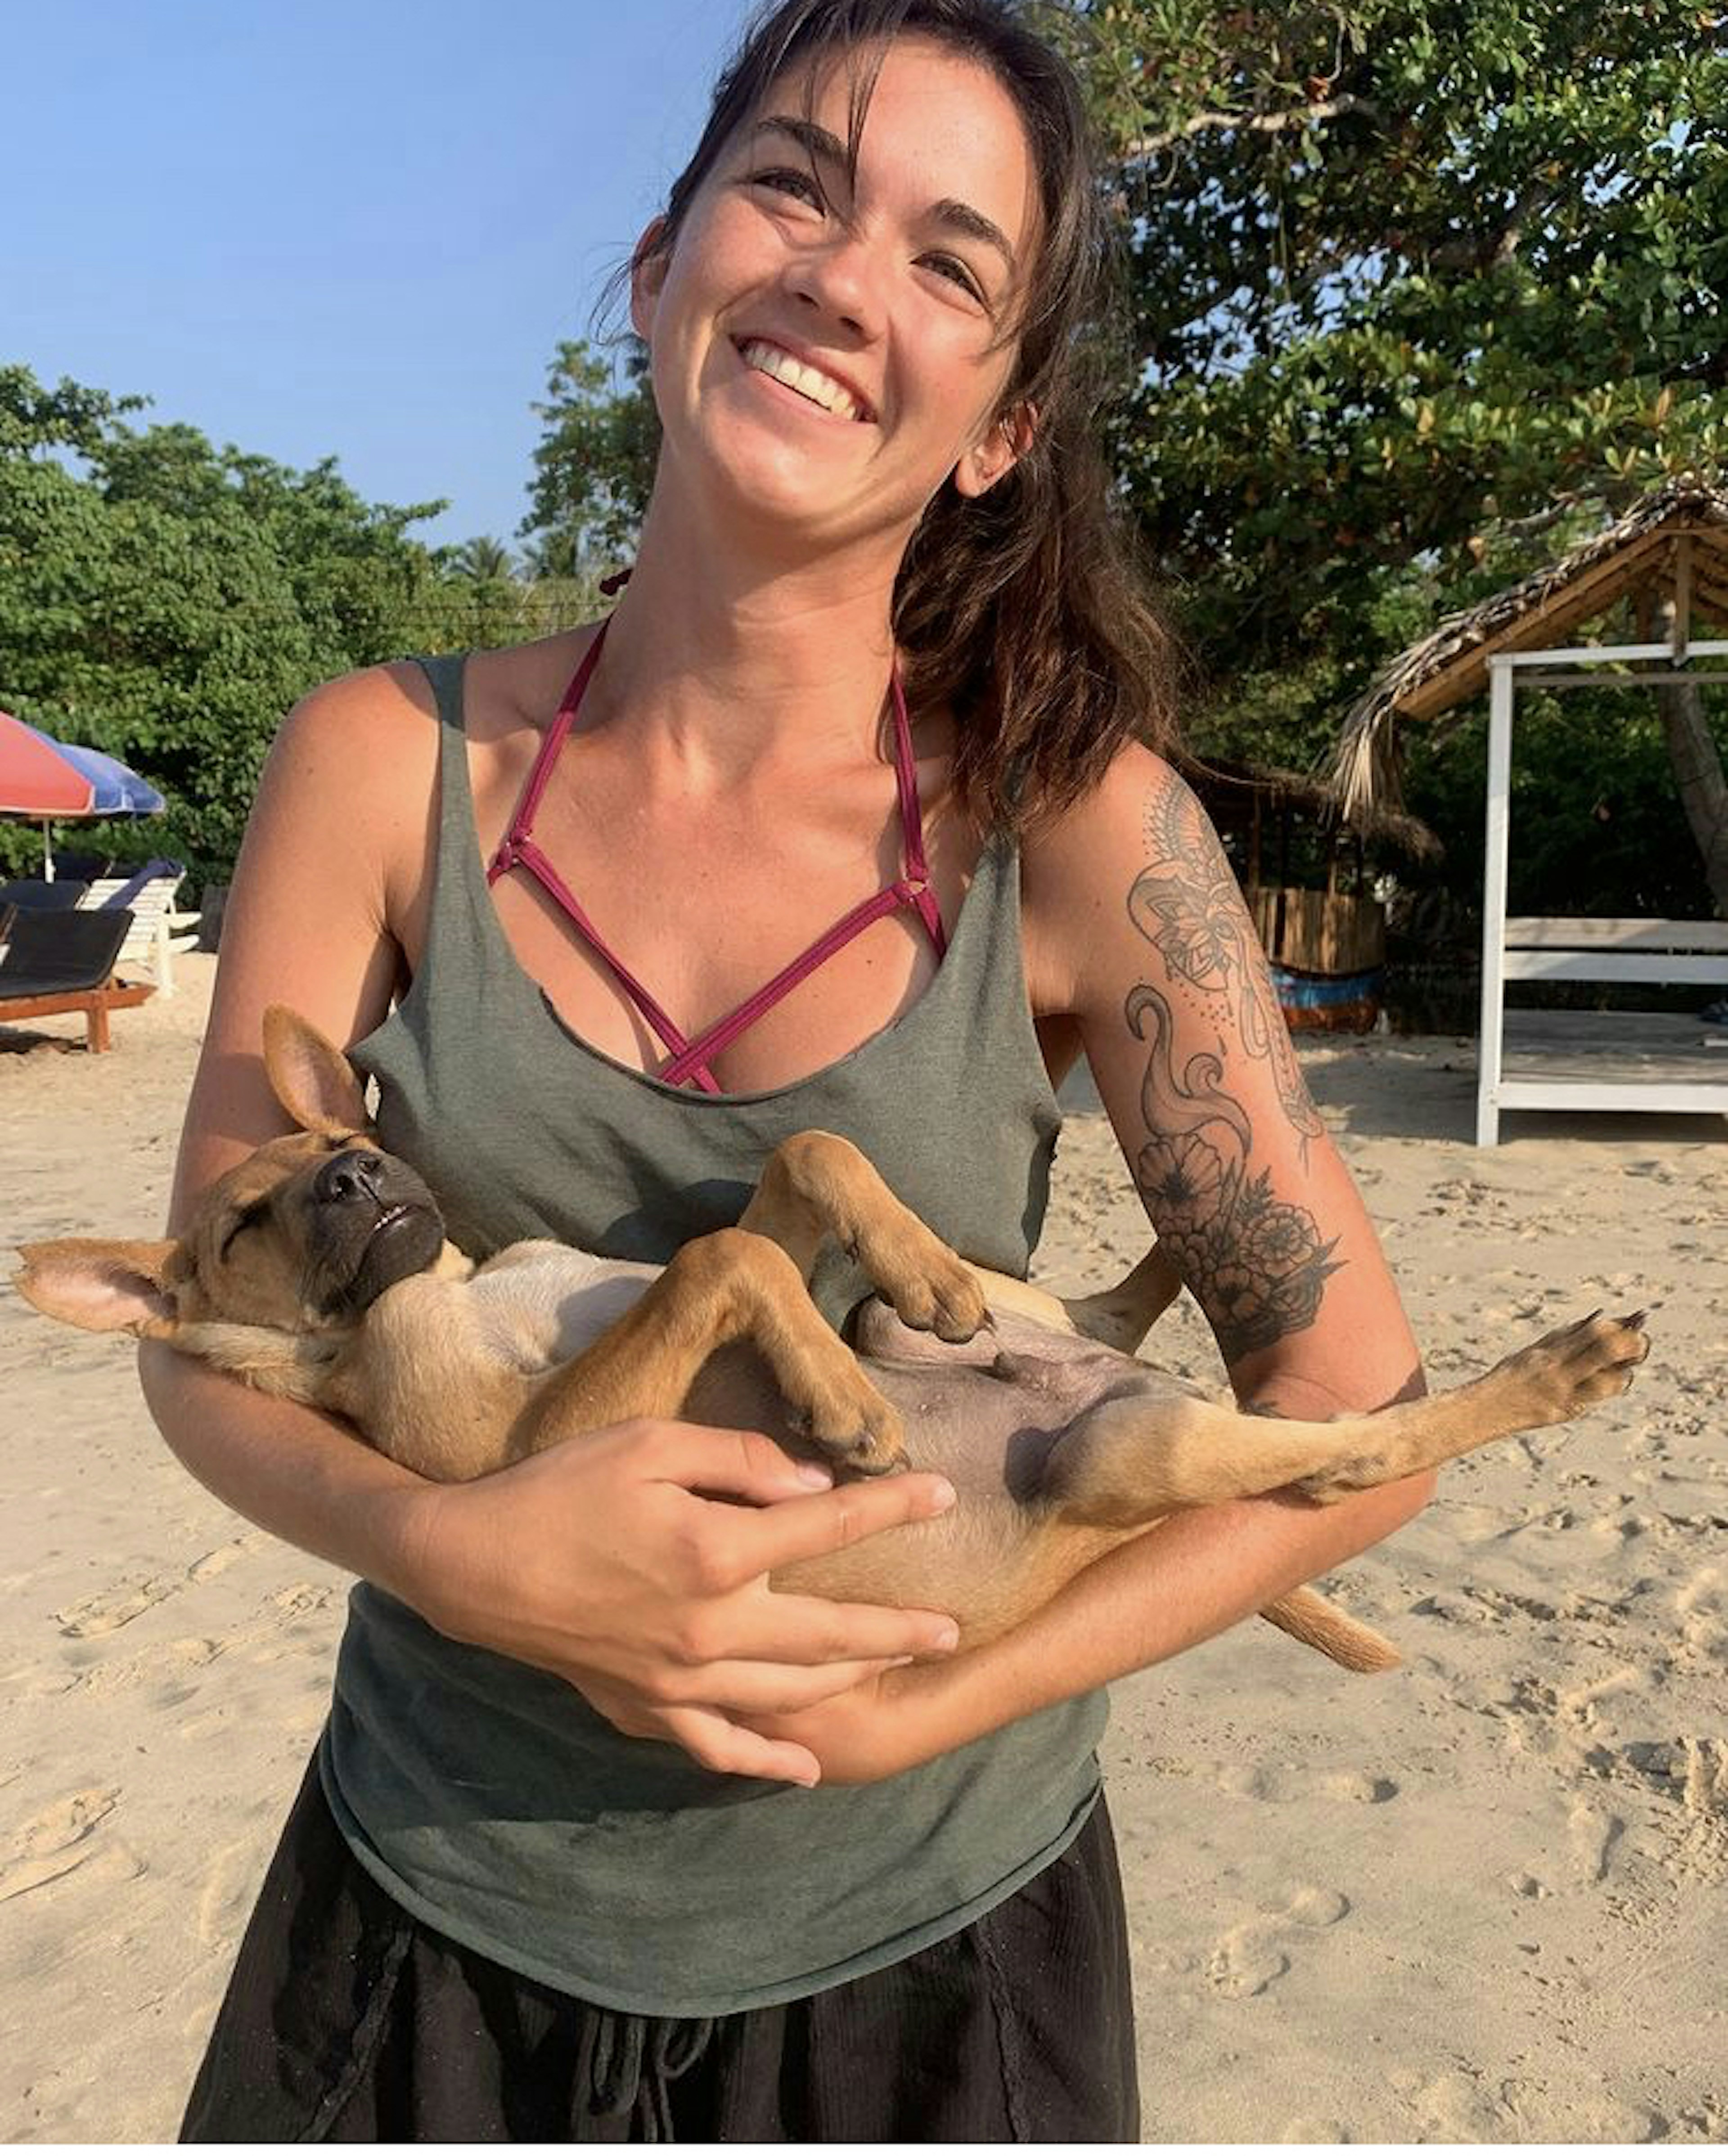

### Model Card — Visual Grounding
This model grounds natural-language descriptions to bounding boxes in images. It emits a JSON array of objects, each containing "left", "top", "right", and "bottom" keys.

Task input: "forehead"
[
  {"left": 745, "top": 36, "right": 1040, "bottom": 248},
  {"left": 210, "top": 1130, "right": 335, "bottom": 1211}
]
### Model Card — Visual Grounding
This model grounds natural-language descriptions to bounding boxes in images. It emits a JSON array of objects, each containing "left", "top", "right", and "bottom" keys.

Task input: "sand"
[{"left": 3, "top": 959, "right": 1724, "bottom": 2143}]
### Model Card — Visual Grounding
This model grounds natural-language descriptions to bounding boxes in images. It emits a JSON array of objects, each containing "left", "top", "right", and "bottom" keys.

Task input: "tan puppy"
[{"left": 17, "top": 1006, "right": 1647, "bottom": 1666}]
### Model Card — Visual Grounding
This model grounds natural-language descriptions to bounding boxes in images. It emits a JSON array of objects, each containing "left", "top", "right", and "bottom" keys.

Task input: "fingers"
[
  {"left": 654, "top": 1705, "right": 824, "bottom": 1788},
  {"left": 641, "top": 1421, "right": 839, "bottom": 1504},
  {"left": 724, "top": 1468, "right": 958, "bottom": 1579},
  {"left": 729, "top": 1592, "right": 958, "bottom": 1665},
  {"left": 644, "top": 1654, "right": 908, "bottom": 1716}
]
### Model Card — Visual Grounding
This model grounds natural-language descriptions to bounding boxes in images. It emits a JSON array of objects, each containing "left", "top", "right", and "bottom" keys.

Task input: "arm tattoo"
[
  {"left": 1124, "top": 779, "right": 1339, "bottom": 1361},
  {"left": 1130, "top": 777, "right": 1323, "bottom": 1153}
]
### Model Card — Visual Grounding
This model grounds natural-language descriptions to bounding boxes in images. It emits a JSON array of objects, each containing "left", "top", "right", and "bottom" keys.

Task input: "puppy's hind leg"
[
  {"left": 1042, "top": 1311, "right": 1649, "bottom": 1527},
  {"left": 513, "top": 1226, "right": 907, "bottom": 1474},
  {"left": 739, "top": 1131, "right": 987, "bottom": 1343}
]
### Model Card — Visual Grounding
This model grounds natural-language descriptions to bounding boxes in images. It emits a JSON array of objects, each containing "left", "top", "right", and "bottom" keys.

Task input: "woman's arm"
[
  {"left": 143, "top": 665, "right": 961, "bottom": 1786},
  {"left": 753, "top": 748, "right": 1432, "bottom": 1781}
]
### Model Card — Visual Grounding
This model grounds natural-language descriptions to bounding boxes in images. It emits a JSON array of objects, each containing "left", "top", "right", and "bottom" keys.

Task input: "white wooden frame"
[
  {"left": 79, "top": 876, "right": 202, "bottom": 997},
  {"left": 1476, "top": 639, "right": 1728, "bottom": 1144}
]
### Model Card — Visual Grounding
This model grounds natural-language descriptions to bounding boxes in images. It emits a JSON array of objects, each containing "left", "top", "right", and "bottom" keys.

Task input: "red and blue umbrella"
[{"left": 0, "top": 710, "right": 165, "bottom": 873}]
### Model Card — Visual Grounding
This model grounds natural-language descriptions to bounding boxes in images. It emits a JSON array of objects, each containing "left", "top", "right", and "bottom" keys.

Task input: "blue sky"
[{"left": 8, "top": 0, "right": 757, "bottom": 552}]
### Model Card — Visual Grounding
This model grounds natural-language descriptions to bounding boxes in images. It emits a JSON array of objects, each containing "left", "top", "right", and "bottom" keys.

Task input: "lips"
[{"left": 735, "top": 337, "right": 874, "bottom": 423}]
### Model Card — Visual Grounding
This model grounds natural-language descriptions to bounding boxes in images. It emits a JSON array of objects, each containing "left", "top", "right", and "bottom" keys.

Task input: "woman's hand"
[
  {"left": 394, "top": 1417, "right": 961, "bottom": 1787},
  {"left": 740, "top": 1657, "right": 960, "bottom": 1786}
]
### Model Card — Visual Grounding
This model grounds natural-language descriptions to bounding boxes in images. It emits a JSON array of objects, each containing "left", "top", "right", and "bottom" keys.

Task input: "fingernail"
[
  {"left": 795, "top": 1462, "right": 835, "bottom": 1488},
  {"left": 927, "top": 1478, "right": 957, "bottom": 1512},
  {"left": 886, "top": 1654, "right": 917, "bottom": 1669},
  {"left": 932, "top": 1621, "right": 960, "bottom": 1652}
]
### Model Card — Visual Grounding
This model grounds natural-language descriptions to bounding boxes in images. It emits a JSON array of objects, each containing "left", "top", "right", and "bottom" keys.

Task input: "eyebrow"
[{"left": 749, "top": 115, "right": 1020, "bottom": 275}]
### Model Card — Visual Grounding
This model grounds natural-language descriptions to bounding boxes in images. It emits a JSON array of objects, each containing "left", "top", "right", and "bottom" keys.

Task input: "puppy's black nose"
[{"left": 314, "top": 1149, "right": 387, "bottom": 1207}]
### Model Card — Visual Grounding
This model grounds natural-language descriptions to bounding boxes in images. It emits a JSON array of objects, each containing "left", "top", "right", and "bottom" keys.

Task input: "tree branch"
[{"left": 1124, "top": 93, "right": 1381, "bottom": 162}]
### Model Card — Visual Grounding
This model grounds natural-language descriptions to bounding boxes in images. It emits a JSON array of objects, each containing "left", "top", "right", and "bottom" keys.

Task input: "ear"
[
  {"left": 262, "top": 1006, "right": 369, "bottom": 1136},
  {"left": 15, "top": 1239, "right": 183, "bottom": 1337},
  {"left": 954, "top": 400, "right": 1037, "bottom": 500},
  {"left": 629, "top": 217, "right": 671, "bottom": 341}
]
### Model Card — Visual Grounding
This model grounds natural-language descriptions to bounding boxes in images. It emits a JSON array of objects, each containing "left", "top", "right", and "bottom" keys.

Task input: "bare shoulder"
[
  {"left": 1021, "top": 741, "right": 1200, "bottom": 1005},
  {"left": 269, "top": 659, "right": 441, "bottom": 799},
  {"left": 1023, "top": 740, "right": 1202, "bottom": 893}
]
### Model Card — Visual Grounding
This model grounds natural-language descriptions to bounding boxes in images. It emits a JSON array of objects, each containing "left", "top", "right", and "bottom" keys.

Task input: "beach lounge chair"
[
  {"left": 80, "top": 859, "right": 201, "bottom": 995},
  {"left": 0, "top": 908, "right": 154, "bottom": 1052},
  {"left": 0, "top": 877, "right": 91, "bottom": 913}
]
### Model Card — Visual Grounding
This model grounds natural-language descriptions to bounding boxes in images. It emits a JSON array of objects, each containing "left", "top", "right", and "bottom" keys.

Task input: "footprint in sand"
[
  {"left": 1204, "top": 1884, "right": 1351, "bottom": 1999},
  {"left": 1215, "top": 1761, "right": 1400, "bottom": 1806},
  {"left": 52, "top": 1534, "right": 266, "bottom": 1639},
  {"left": 54, "top": 1577, "right": 179, "bottom": 1639},
  {"left": 186, "top": 1534, "right": 264, "bottom": 1584},
  {"left": 0, "top": 1786, "right": 126, "bottom": 1902},
  {"left": 1567, "top": 1797, "right": 1627, "bottom": 1885}
]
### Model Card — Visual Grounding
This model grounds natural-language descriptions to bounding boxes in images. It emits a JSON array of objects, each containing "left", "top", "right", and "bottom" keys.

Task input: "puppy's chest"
[{"left": 457, "top": 1243, "right": 662, "bottom": 1369}]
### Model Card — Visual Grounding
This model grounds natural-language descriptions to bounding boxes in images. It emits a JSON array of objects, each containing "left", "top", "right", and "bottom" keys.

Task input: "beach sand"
[{"left": 4, "top": 960, "right": 1724, "bottom": 2142}]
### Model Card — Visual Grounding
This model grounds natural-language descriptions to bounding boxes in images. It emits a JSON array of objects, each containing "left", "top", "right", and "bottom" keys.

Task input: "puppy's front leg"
[
  {"left": 510, "top": 1227, "right": 904, "bottom": 1474},
  {"left": 740, "top": 1132, "right": 986, "bottom": 1341}
]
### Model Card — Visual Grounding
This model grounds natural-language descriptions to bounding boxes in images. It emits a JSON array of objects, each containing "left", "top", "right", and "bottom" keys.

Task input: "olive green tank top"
[{"left": 320, "top": 651, "right": 1107, "bottom": 2016}]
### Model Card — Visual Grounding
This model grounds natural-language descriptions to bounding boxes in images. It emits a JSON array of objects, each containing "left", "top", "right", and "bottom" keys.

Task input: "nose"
[
  {"left": 791, "top": 227, "right": 886, "bottom": 341},
  {"left": 314, "top": 1148, "right": 387, "bottom": 1207}
]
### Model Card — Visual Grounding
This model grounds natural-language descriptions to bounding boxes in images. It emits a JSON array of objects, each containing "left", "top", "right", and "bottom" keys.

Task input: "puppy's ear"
[
  {"left": 262, "top": 1006, "right": 369, "bottom": 1136},
  {"left": 15, "top": 1239, "right": 183, "bottom": 1337}
]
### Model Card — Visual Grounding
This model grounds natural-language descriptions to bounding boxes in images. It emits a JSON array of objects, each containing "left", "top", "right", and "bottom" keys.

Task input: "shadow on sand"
[{"left": 1060, "top": 1039, "right": 1727, "bottom": 1149}]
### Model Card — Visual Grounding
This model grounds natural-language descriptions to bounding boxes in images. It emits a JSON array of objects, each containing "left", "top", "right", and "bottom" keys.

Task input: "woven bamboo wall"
[{"left": 1248, "top": 888, "right": 1386, "bottom": 975}]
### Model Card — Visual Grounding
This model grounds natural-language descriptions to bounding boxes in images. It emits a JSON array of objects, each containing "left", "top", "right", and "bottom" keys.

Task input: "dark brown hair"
[{"left": 636, "top": 0, "right": 1183, "bottom": 828}]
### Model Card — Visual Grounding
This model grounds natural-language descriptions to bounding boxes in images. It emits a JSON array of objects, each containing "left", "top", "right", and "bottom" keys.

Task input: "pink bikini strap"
[
  {"left": 489, "top": 619, "right": 609, "bottom": 888},
  {"left": 488, "top": 623, "right": 943, "bottom": 1093},
  {"left": 887, "top": 665, "right": 949, "bottom": 960},
  {"left": 487, "top": 620, "right": 725, "bottom": 1094},
  {"left": 653, "top": 674, "right": 947, "bottom": 1086}
]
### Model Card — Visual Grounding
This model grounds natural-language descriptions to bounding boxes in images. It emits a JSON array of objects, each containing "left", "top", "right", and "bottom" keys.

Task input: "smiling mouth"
[{"left": 736, "top": 339, "right": 872, "bottom": 423}]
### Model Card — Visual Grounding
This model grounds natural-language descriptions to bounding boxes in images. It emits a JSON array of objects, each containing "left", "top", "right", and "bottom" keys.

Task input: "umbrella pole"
[{"left": 42, "top": 821, "right": 54, "bottom": 880}]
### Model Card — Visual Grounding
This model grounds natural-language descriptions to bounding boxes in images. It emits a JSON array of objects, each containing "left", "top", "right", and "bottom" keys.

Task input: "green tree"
[
  {"left": 446, "top": 534, "right": 519, "bottom": 583},
  {"left": 1060, "top": 0, "right": 1727, "bottom": 912},
  {"left": 518, "top": 340, "right": 658, "bottom": 578},
  {"left": 0, "top": 365, "right": 449, "bottom": 880}
]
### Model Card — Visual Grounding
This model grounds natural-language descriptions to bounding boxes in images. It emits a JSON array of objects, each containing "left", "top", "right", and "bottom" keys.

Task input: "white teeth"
[{"left": 740, "top": 340, "right": 864, "bottom": 421}]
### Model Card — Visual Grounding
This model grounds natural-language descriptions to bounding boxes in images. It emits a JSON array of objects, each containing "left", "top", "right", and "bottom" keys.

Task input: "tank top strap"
[{"left": 887, "top": 668, "right": 948, "bottom": 960}]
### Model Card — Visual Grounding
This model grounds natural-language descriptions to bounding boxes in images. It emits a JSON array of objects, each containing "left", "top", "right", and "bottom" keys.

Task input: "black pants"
[{"left": 182, "top": 1756, "right": 1140, "bottom": 2143}]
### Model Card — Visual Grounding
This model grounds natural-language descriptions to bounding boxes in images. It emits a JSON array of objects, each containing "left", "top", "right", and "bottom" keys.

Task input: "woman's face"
[{"left": 633, "top": 35, "right": 1038, "bottom": 553}]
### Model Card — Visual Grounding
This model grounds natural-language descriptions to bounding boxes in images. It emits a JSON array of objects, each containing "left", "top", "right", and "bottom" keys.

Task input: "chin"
[{"left": 326, "top": 1206, "right": 448, "bottom": 1318}]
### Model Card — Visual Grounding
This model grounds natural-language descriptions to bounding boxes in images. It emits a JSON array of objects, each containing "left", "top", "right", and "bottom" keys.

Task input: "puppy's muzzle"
[
  {"left": 315, "top": 1148, "right": 391, "bottom": 1210},
  {"left": 311, "top": 1145, "right": 447, "bottom": 1317}
]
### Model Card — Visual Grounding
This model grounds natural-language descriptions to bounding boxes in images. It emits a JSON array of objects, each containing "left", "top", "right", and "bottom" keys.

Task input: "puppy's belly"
[
  {"left": 681, "top": 1304, "right": 1176, "bottom": 1639},
  {"left": 466, "top": 1244, "right": 663, "bottom": 1363}
]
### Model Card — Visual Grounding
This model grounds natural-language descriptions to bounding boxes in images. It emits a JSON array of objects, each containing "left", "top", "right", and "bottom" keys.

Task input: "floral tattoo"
[{"left": 1124, "top": 779, "right": 1338, "bottom": 1362}]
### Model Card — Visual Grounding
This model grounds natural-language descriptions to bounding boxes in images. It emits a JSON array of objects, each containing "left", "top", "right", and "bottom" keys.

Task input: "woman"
[{"left": 150, "top": 0, "right": 1430, "bottom": 2138}]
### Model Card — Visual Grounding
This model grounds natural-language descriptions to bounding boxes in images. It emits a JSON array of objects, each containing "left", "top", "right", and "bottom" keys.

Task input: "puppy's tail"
[{"left": 1260, "top": 1586, "right": 1400, "bottom": 1674}]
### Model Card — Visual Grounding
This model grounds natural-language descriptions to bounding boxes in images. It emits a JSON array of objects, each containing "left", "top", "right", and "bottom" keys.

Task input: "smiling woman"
[{"left": 150, "top": 0, "right": 1430, "bottom": 2143}]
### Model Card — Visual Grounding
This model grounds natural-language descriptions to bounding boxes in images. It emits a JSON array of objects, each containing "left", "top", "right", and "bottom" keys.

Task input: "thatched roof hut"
[
  {"left": 1332, "top": 477, "right": 1728, "bottom": 820},
  {"left": 1179, "top": 752, "right": 1441, "bottom": 869}
]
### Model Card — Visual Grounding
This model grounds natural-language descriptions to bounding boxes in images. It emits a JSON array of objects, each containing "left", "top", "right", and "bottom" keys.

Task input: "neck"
[{"left": 590, "top": 466, "right": 921, "bottom": 782}]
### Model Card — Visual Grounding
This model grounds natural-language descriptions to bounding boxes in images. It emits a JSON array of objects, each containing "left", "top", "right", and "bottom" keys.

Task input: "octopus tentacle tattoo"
[
  {"left": 1129, "top": 779, "right": 1323, "bottom": 1153},
  {"left": 1124, "top": 778, "right": 1339, "bottom": 1362}
]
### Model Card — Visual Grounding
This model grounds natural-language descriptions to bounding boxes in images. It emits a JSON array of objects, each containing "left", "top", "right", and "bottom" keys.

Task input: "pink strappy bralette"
[{"left": 487, "top": 619, "right": 948, "bottom": 1094}]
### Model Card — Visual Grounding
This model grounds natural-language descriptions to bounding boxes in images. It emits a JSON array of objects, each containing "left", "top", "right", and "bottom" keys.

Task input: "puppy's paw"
[
  {"left": 1494, "top": 1309, "right": 1650, "bottom": 1426},
  {"left": 856, "top": 1225, "right": 987, "bottom": 1343},
  {"left": 800, "top": 1370, "right": 906, "bottom": 1477},
  {"left": 1293, "top": 1453, "right": 1387, "bottom": 1505}
]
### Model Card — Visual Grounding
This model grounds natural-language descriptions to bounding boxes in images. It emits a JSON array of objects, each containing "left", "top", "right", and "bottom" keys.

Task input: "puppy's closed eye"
[{"left": 220, "top": 1202, "right": 271, "bottom": 1261}]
